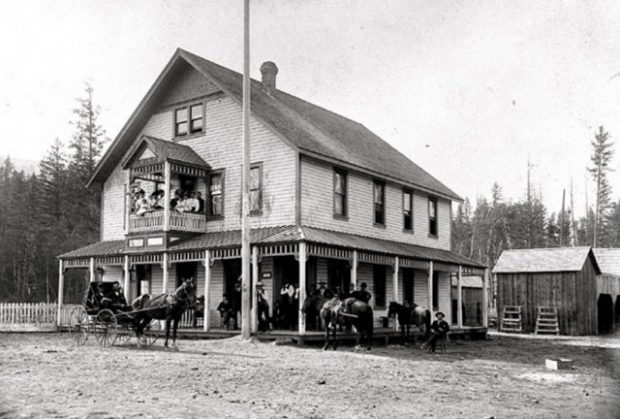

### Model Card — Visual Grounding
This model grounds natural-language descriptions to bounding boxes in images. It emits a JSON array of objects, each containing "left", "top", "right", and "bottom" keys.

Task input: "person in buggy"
[{"left": 98, "top": 281, "right": 129, "bottom": 311}]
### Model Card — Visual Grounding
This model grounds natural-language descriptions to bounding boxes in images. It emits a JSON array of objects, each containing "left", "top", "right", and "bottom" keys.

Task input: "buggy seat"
[{"left": 84, "top": 281, "right": 131, "bottom": 315}]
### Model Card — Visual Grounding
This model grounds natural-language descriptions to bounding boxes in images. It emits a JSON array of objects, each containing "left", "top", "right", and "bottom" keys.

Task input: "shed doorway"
[
  {"left": 615, "top": 296, "right": 620, "bottom": 327},
  {"left": 597, "top": 294, "right": 614, "bottom": 334}
]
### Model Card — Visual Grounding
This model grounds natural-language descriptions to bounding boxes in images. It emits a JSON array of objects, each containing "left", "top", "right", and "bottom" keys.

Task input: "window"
[
  {"left": 403, "top": 190, "right": 413, "bottom": 231},
  {"left": 373, "top": 265, "right": 386, "bottom": 308},
  {"left": 403, "top": 268, "right": 414, "bottom": 305},
  {"left": 373, "top": 180, "right": 385, "bottom": 225},
  {"left": 428, "top": 197, "right": 438, "bottom": 236},
  {"left": 333, "top": 169, "right": 347, "bottom": 217},
  {"left": 250, "top": 164, "right": 262, "bottom": 214},
  {"left": 175, "top": 103, "right": 203, "bottom": 136},
  {"left": 208, "top": 171, "right": 224, "bottom": 217}
]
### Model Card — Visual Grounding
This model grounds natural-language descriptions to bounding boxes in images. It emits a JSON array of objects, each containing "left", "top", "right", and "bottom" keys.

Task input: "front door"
[
  {"left": 327, "top": 259, "right": 351, "bottom": 296},
  {"left": 176, "top": 262, "right": 197, "bottom": 287}
]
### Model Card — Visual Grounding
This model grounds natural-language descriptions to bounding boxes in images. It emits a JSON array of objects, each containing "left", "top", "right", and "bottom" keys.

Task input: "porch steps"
[
  {"left": 535, "top": 306, "right": 560, "bottom": 335},
  {"left": 500, "top": 306, "right": 523, "bottom": 333}
]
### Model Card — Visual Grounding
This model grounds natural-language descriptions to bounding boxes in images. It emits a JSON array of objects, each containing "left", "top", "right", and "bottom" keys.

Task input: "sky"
[{"left": 2, "top": 0, "right": 620, "bottom": 217}]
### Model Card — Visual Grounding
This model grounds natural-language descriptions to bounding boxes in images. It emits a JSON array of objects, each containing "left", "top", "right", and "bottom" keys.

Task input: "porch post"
[
  {"left": 251, "top": 246, "right": 259, "bottom": 334},
  {"left": 393, "top": 256, "right": 399, "bottom": 331},
  {"left": 482, "top": 268, "right": 489, "bottom": 328},
  {"left": 298, "top": 242, "right": 307, "bottom": 334},
  {"left": 89, "top": 257, "right": 96, "bottom": 282},
  {"left": 350, "top": 250, "right": 358, "bottom": 290},
  {"left": 163, "top": 161, "right": 171, "bottom": 232},
  {"left": 203, "top": 250, "right": 211, "bottom": 332},
  {"left": 457, "top": 265, "right": 463, "bottom": 328},
  {"left": 123, "top": 256, "right": 130, "bottom": 301},
  {"left": 162, "top": 253, "right": 169, "bottom": 293},
  {"left": 427, "top": 260, "right": 434, "bottom": 314},
  {"left": 57, "top": 259, "right": 64, "bottom": 327}
]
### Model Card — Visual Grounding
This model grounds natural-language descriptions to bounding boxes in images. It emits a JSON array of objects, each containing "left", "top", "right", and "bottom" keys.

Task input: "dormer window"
[{"left": 175, "top": 103, "right": 203, "bottom": 136}]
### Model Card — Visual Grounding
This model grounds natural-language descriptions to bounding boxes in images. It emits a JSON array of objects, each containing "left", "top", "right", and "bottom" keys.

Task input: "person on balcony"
[
  {"left": 149, "top": 190, "right": 164, "bottom": 210},
  {"left": 196, "top": 191, "right": 205, "bottom": 213},
  {"left": 170, "top": 189, "right": 182, "bottom": 212},
  {"left": 135, "top": 190, "right": 150, "bottom": 216},
  {"left": 188, "top": 191, "right": 200, "bottom": 213}
]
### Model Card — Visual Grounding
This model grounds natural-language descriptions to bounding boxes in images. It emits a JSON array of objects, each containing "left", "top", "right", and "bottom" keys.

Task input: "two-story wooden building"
[{"left": 58, "top": 48, "right": 488, "bottom": 336}]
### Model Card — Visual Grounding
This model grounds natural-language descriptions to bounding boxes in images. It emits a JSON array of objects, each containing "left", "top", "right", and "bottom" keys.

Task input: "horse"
[
  {"left": 320, "top": 297, "right": 374, "bottom": 351},
  {"left": 302, "top": 292, "right": 330, "bottom": 331},
  {"left": 133, "top": 278, "right": 197, "bottom": 348},
  {"left": 387, "top": 301, "right": 431, "bottom": 345}
]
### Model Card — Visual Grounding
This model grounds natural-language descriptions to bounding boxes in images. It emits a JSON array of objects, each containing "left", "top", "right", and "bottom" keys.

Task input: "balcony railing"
[{"left": 128, "top": 211, "right": 207, "bottom": 233}]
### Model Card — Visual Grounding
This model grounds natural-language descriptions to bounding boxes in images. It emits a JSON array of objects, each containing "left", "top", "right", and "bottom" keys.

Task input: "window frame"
[
  {"left": 333, "top": 168, "right": 348, "bottom": 219},
  {"left": 403, "top": 189, "right": 413, "bottom": 233},
  {"left": 207, "top": 169, "right": 225, "bottom": 219},
  {"left": 373, "top": 179, "right": 386, "bottom": 226},
  {"left": 174, "top": 102, "right": 204, "bottom": 137},
  {"left": 373, "top": 265, "right": 387, "bottom": 309},
  {"left": 428, "top": 196, "right": 438, "bottom": 238},
  {"left": 249, "top": 162, "right": 263, "bottom": 216}
]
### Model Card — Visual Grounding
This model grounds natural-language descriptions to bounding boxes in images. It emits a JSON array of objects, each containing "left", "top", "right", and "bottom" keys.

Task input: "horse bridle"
[{"left": 174, "top": 281, "right": 195, "bottom": 304}]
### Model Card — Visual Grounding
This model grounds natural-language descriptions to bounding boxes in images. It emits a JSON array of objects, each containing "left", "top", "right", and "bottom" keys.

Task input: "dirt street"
[{"left": 0, "top": 332, "right": 618, "bottom": 418}]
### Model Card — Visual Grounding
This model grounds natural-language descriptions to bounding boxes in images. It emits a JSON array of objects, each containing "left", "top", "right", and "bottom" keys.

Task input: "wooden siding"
[
  {"left": 100, "top": 68, "right": 297, "bottom": 238},
  {"left": 597, "top": 274, "right": 620, "bottom": 296},
  {"left": 101, "top": 163, "right": 127, "bottom": 240},
  {"left": 300, "top": 156, "right": 451, "bottom": 249},
  {"left": 160, "top": 64, "right": 220, "bottom": 107},
  {"left": 101, "top": 266, "right": 123, "bottom": 283},
  {"left": 497, "top": 257, "right": 599, "bottom": 335}
]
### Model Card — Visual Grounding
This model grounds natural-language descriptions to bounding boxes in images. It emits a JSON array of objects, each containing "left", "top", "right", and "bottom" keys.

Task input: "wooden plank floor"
[{"left": 175, "top": 326, "right": 488, "bottom": 346}]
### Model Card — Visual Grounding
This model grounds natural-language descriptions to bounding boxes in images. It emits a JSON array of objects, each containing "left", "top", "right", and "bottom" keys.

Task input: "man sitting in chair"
[
  {"left": 217, "top": 294, "right": 234, "bottom": 329},
  {"left": 425, "top": 311, "right": 450, "bottom": 353}
]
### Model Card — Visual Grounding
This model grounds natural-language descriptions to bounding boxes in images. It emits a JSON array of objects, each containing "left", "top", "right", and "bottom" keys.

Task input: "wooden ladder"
[
  {"left": 535, "top": 306, "right": 560, "bottom": 335},
  {"left": 500, "top": 306, "right": 523, "bottom": 333}
]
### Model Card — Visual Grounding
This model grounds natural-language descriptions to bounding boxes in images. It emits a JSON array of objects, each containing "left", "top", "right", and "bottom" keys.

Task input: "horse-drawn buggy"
[
  {"left": 69, "top": 281, "right": 161, "bottom": 347},
  {"left": 69, "top": 278, "right": 196, "bottom": 348}
]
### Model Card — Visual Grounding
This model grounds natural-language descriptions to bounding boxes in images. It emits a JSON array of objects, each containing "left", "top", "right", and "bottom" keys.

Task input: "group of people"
[
  {"left": 216, "top": 279, "right": 271, "bottom": 331},
  {"left": 130, "top": 188, "right": 206, "bottom": 216}
]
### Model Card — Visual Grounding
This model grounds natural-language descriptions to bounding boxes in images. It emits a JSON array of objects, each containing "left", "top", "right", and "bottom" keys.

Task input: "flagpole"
[{"left": 241, "top": 0, "right": 252, "bottom": 340}]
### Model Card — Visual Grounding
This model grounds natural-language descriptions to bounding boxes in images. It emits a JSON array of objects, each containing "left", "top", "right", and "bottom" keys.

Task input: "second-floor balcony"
[{"left": 129, "top": 211, "right": 207, "bottom": 233}]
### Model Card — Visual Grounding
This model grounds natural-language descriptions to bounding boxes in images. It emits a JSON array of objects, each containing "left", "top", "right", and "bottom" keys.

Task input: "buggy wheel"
[
  {"left": 144, "top": 319, "right": 161, "bottom": 346},
  {"left": 69, "top": 306, "right": 89, "bottom": 346},
  {"left": 94, "top": 309, "right": 118, "bottom": 347},
  {"left": 115, "top": 326, "right": 132, "bottom": 345}
]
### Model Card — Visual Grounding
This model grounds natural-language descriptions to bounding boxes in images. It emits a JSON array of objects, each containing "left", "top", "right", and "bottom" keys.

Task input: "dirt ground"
[{"left": 0, "top": 332, "right": 618, "bottom": 419}]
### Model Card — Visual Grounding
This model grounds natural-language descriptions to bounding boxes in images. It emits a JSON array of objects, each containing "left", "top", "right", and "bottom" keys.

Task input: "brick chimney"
[{"left": 260, "top": 61, "right": 278, "bottom": 94}]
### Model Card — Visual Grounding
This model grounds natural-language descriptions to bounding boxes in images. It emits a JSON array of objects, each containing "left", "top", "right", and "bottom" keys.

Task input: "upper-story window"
[
  {"left": 175, "top": 103, "right": 203, "bottom": 136},
  {"left": 250, "top": 163, "right": 262, "bottom": 214},
  {"left": 403, "top": 190, "right": 413, "bottom": 232},
  {"left": 428, "top": 196, "right": 438, "bottom": 237},
  {"left": 208, "top": 170, "right": 224, "bottom": 217},
  {"left": 333, "top": 168, "right": 347, "bottom": 218},
  {"left": 373, "top": 180, "right": 385, "bottom": 225}
]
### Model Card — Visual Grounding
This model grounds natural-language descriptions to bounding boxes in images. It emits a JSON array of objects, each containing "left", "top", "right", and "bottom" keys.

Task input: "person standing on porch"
[{"left": 280, "top": 282, "right": 297, "bottom": 330}]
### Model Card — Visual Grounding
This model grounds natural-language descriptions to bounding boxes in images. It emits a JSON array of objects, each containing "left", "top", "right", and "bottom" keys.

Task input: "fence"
[{"left": 0, "top": 302, "right": 202, "bottom": 331}]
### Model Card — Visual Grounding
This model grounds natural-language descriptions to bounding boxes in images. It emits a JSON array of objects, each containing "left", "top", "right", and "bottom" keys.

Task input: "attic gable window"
[{"left": 175, "top": 103, "right": 203, "bottom": 136}]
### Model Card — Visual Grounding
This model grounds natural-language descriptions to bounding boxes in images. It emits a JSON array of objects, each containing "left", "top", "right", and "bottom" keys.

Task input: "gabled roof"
[
  {"left": 122, "top": 135, "right": 209, "bottom": 170},
  {"left": 492, "top": 247, "right": 601, "bottom": 274},
  {"left": 592, "top": 248, "right": 620, "bottom": 276},
  {"left": 89, "top": 48, "right": 460, "bottom": 201}
]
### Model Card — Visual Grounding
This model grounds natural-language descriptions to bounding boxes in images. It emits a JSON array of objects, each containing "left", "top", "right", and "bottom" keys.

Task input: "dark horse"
[
  {"left": 387, "top": 301, "right": 431, "bottom": 344},
  {"left": 133, "top": 278, "right": 196, "bottom": 348},
  {"left": 320, "top": 297, "right": 374, "bottom": 351}
]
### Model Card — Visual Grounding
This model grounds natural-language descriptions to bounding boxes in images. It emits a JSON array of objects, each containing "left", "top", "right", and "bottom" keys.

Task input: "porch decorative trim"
[
  {"left": 358, "top": 252, "right": 394, "bottom": 266},
  {"left": 434, "top": 262, "right": 459, "bottom": 273},
  {"left": 463, "top": 267, "right": 486, "bottom": 276},
  {"left": 307, "top": 244, "right": 352, "bottom": 260},
  {"left": 130, "top": 163, "right": 165, "bottom": 181},
  {"left": 212, "top": 247, "right": 241, "bottom": 260},
  {"left": 170, "top": 251, "right": 206, "bottom": 263},
  {"left": 129, "top": 253, "right": 163, "bottom": 265},
  {"left": 170, "top": 163, "right": 207, "bottom": 178},
  {"left": 399, "top": 258, "right": 429, "bottom": 270},
  {"left": 95, "top": 256, "right": 124, "bottom": 266},
  {"left": 63, "top": 258, "right": 90, "bottom": 268},
  {"left": 258, "top": 243, "right": 298, "bottom": 257}
]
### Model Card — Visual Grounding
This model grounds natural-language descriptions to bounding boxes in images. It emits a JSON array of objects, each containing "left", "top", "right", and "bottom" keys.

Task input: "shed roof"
[
  {"left": 89, "top": 49, "right": 460, "bottom": 201},
  {"left": 492, "top": 247, "right": 601, "bottom": 274},
  {"left": 592, "top": 248, "right": 620, "bottom": 276}
]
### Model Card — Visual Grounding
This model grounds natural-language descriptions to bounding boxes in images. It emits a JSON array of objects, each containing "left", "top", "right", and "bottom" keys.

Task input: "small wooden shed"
[
  {"left": 592, "top": 248, "right": 620, "bottom": 333},
  {"left": 493, "top": 247, "right": 601, "bottom": 335}
]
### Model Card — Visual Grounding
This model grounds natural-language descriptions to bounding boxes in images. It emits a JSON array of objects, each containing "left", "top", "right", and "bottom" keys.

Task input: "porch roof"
[
  {"left": 58, "top": 225, "right": 486, "bottom": 269},
  {"left": 122, "top": 135, "right": 210, "bottom": 171},
  {"left": 59, "top": 240, "right": 125, "bottom": 259}
]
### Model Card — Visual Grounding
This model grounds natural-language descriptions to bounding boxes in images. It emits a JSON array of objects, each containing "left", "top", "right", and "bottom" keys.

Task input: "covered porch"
[{"left": 57, "top": 225, "right": 489, "bottom": 339}]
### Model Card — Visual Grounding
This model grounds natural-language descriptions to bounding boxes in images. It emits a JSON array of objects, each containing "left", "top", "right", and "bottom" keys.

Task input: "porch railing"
[{"left": 128, "top": 211, "right": 207, "bottom": 233}]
